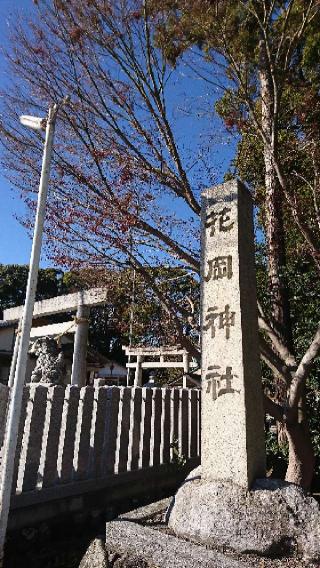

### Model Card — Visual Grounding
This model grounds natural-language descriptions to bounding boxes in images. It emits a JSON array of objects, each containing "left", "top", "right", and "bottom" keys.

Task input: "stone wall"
[{"left": 0, "top": 385, "right": 200, "bottom": 500}]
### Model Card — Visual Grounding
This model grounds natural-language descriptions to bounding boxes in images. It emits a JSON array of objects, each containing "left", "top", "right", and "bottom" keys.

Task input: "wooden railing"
[{"left": 0, "top": 385, "right": 200, "bottom": 497}]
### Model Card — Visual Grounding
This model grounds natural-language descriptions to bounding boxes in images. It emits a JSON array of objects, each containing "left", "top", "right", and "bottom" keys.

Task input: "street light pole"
[{"left": 0, "top": 103, "right": 60, "bottom": 566}]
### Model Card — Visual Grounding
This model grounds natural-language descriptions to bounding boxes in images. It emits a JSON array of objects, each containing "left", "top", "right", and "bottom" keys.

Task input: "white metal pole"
[
  {"left": 8, "top": 324, "right": 21, "bottom": 388},
  {"left": 0, "top": 104, "right": 57, "bottom": 566}
]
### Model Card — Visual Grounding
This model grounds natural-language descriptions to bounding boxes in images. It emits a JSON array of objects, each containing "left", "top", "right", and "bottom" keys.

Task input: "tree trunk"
[
  {"left": 258, "top": 46, "right": 312, "bottom": 487},
  {"left": 260, "top": 65, "right": 293, "bottom": 350},
  {"left": 285, "top": 420, "right": 315, "bottom": 490}
]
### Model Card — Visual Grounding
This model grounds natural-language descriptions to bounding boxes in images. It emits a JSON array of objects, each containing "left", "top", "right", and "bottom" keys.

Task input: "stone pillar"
[
  {"left": 71, "top": 304, "right": 90, "bottom": 387},
  {"left": 201, "top": 179, "right": 265, "bottom": 488},
  {"left": 182, "top": 351, "right": 189, "bottom": 388},
  {"left": 134, "top": 355, "right": 143, "bottom": 387}
]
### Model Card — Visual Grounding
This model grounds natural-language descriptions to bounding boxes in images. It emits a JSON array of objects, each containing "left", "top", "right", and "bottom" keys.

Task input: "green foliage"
[
  {"left": 288, "top": 257, "right": 320, "bottom": 477},
  {"left": 153, "top": 1, "right": 259, "bottom": 65},
  {"left": 0, "top": 264, "right": 70, "bottom": 314},
  {"left": 0, "top": 264, "right": 198, "bottom": 380},
  {"left": 0, "top": 264, "right": 123, "bottom": 359},
  {"left": 170, "top": 437, "right": 187, "bottom": 468},
  {"left": 120, "top": 266, "right": 199, "bottom": 350},
  {"left": 265, "top": 430, "right": 288, "bottom": 479},
  {"left": 259, "top": 252, "right": 320, "bottom": 477},
  {"left": 93, "top": 265, "right": 199, "bottom": 378}
]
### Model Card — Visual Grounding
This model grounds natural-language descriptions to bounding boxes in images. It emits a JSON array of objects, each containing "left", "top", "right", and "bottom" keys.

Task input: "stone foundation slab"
[{"left": 105, "top": 519, "right": 254, "bottom": 568}]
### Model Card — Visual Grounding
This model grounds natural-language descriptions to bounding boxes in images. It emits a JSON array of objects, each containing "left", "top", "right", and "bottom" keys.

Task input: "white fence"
[{"left": 0, "top": 385, "right": 200, "bottom": 496}]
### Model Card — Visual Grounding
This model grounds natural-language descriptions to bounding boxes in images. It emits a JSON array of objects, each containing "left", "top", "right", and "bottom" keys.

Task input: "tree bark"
[
  {"left": 258, "top": 44, "right": 315, "bottom": 488},
  {"left": 285, "top": 420, "right": 315, "bottom": 490},
  {"left": 260, "top": 64, "right": 293, "bottom": 350}
]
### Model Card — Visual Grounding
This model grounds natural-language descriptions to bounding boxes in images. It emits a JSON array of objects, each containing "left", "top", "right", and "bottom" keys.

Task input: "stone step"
[
  {"left": 106, "top": 519, "right": 254, "bottom": 568},
  {"left": 118, "top": 497, "right": 171, "bottom": 522}
]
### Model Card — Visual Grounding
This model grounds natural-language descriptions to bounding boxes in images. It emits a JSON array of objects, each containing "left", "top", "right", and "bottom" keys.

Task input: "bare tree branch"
[
  {"left": 259, "top": 336, "right": 292, "bottom": 385},
  {"left": 289, "top": 325, "right": 320, "bottom": 408},
  {"left": 258, "top": 302, "right": 296, "bottom": 369}
]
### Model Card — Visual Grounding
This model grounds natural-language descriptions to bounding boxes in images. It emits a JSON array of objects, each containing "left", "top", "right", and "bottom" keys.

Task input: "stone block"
[
  {"left": 57, "top": 386, "right": 80, "bottom": 483},
  {"left": 105, "top": 519, "right": 254, "bottom": 568},
  {"left": 73, "top": 387, "right": 94, "bottom": 480},
  {"left": 119, "top": 497, "right": 171, "bottom": 522},
  {"left": 161, "top": 389, "right": 171, "bottom": 464},
  {"left": 151, "top": 389, "right": 162, "bottom": 467},
  {"left": 141, "top": 389, "right": 152, "bottom": 469},
  {"left": 168, "top": 467, "right": 320, "bottom": 562},
  {"left": 129, "top": 388, "right": 142, "bottom": 471},
  {"left": 101, "top": 387, "right": 121, "bottom": 475},
  {"left": 40, "top": 386, "right": 65, "bottom": 488},
  {"left": 117, "top": 388, "right": 131, "bottom": 473},
  {"left": 79, "top": 537, "right": 108, "bottom": 568}
]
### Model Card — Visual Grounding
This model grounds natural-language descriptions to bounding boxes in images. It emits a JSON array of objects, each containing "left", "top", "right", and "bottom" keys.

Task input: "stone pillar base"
[{"left": 167, "top": 467, "right": 320, "bottom": 563}]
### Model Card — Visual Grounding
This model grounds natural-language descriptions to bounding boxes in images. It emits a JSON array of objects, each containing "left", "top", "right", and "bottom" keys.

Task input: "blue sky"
[
  {"left": 0, "top": 0, "right": 35, "bottom": 266},
  {"left": 0, "top": 1, "right": 235, "bottom": 269}
]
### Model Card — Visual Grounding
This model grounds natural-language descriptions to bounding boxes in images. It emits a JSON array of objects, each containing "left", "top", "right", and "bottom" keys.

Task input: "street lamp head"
[{"left": 19, "top": 115, "right": 47, "bottom": 131}]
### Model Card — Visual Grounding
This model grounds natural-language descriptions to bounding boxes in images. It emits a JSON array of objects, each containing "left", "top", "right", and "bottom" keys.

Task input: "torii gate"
[
  {"left": 3, "top": 288, "right": 108, "bottom": 387},
  {"left": 122, "top": 345, "right": 198, "bottom": 388}
]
